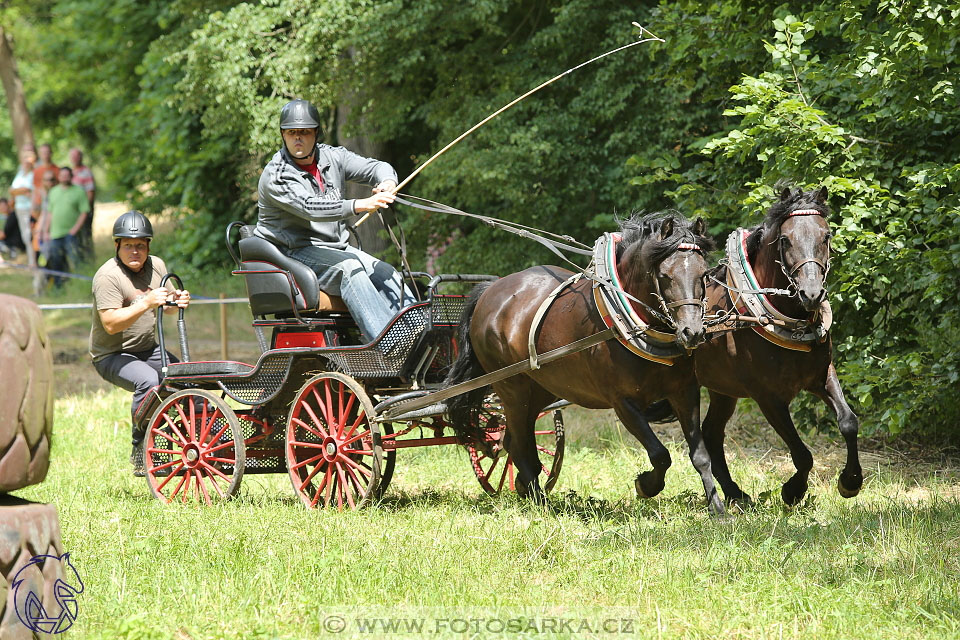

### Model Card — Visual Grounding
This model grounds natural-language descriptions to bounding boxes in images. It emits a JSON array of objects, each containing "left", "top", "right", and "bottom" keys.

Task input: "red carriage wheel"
[
  {"left": 145, "top": 390, "right": 245, "bottom": 505},
  {"left": 285, "top": 372, "right": 383, "bottom": 509},
  {"left": 467, "top": 404, "right": 566, "bottom": 496}
]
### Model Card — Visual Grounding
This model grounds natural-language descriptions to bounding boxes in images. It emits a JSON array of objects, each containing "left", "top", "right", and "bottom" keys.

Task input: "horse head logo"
[{"left": 12, "top": 552, "right": 84, "bottom": 634}]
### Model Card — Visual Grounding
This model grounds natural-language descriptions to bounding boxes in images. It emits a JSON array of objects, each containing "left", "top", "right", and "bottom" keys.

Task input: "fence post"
[{"left": 219, "top": 293, "right": 228, "bottom": 361}]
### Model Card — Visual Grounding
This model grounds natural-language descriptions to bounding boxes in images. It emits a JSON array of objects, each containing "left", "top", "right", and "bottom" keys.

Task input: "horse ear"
[
  {"left": 815, "top": 185, "right": 828, "bottom": 204},
  {"left": 660, "top": 217, "right": 674, "bottom": 240},
  {"left": 780, "top": 187, "right": 791, "bottom": 201},
  {"left": 692, "top": 216, "right": 706, "bottom": 237}
]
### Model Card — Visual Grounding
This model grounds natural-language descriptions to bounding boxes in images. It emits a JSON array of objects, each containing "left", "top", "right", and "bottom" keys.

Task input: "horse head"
[
  {"left": 750, "top": 185, "right": 832, "bottom": 313},
  {"left": 617, "top": 212, "right": 713, "bottom": 349}
]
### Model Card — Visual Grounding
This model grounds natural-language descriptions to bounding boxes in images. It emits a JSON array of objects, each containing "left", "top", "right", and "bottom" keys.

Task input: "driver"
[
  {"left": 89, "top": 211, "right": 190, "bottom": 475},
  {"left": 255, "top": 99, "right": 414, "bottom": 343}
]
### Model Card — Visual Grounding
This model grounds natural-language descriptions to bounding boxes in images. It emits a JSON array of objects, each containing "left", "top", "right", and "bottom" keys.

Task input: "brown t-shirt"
[{"left": 89, "top": 256, "right": 171, "bottom": 361}]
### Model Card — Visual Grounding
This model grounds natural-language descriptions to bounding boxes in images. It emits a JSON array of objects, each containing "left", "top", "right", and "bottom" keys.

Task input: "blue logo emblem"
[{"left": 12, "top": 552, "right": 84, "bottom": 634}]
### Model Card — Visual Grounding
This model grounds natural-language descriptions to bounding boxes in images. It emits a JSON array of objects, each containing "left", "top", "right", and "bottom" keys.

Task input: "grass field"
[{"left": 5, "top": 214, "right": 960, "bottom": 639}]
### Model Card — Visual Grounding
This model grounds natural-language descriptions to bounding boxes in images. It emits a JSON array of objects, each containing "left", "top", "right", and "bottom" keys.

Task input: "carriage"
[{"left": 134, "top": 222, "right": 567, "bottom": 508}]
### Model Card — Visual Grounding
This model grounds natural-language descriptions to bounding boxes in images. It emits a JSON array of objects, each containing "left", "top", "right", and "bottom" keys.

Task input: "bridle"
[
  {"left": 649, "top": 242, "right": 708, "bottom": 329},
  {"left": 774, "top": 208, "right": 831, "bottom": 296}
]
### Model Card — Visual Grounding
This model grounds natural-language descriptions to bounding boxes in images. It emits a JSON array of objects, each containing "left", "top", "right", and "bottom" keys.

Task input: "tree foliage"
[{"left": 6, "top": 0, "right": 959, "bottom": 436}]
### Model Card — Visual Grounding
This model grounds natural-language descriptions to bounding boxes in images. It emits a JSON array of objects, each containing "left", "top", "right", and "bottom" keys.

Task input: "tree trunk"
[
  {"left": 336, "top": 49, "right": 389, "bottom": 255},
  {"left": 0, "top": 26, "right": 34, "bottom": 153}
]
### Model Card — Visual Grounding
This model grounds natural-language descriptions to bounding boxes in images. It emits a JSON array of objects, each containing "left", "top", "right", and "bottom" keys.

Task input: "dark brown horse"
[
  {"left": 693, "top": 185, "right": 863, "bottom": 506},
  {"left": 446, "top": 212, "right": 726, "bottom": 514}
]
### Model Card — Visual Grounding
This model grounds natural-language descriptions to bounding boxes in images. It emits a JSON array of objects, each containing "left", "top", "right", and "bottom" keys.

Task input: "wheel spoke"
[
  {"left": 343, "top": 464, "right": 367, "bottom": 500},
  {"left": 291, "top": 415, "right": 326, "bottom": 440},
  {"left": 194, "top": 470, "right": 212, "bottom": 505},
  {"left": 161, "top": 413, "right": 188, "bottom": 445},
  {"left": 155, "top": 463, "right": 186, "bottom": 492},
  {"left": 336, "top": 464, "right": 353, "bottom": 509},
  {"left": 289, "top": 439, "right": 326, "bottom": 449},
  {"left": 323, "top": 380, "right": 335, "bottom": 435},
  {"left": 536, "top": 444, "right": 556, "bottom": 457},
  {"left": 153, "top": 430, "right": 181, "bottom": 446},
  {"left": 181, "top": 471, "right": 192, "bottom": 504},
  {"left": 309, "top": 465, "right": 333, "bottom": 508},
  {"left": 337, "top": 452, "right": 372, "bottom": 478},
  {"left": 299, "top": 398, "right": 329, "bottom": 440},
  {"left": 299, "top": 459, "right": 326, "bottom": 493},
  {"left": 147, "top": 448, "right": 179, "bottom": 455},
  {"left": 204, "top": 440, "right": 238, "bottom": 456},
  {"left": 199, "top": 460, "right": 232, "bottom": 483},
  {"left": 291, "top": 452, "right": 325, "bottom": 471},
  {"left": 166, "top": 473, "right": 188, "bottom": 504},
  {"left": 198, "top": 410, "right": 224, "bottom": 447},
  {"left": 340, "top": 430, "right": 369, "bottom": 449}
]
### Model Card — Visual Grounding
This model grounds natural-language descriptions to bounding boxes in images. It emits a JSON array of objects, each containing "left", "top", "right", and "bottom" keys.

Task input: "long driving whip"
[{"left": 356, "top": 21, "right": 664, "bottom": 226}]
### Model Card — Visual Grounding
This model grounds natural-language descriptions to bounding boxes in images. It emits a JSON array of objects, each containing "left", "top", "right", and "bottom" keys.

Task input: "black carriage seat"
[
  {"left": 164, "top": 359, "right": 255, "bottom": 378},
  {"left": 234, "top": 225, "right": 348, "bottom": 317}
]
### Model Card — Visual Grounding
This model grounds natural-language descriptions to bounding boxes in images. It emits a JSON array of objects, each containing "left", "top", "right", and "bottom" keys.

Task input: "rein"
[{"left": 394, "top": 193, "right": 688, "bottom": 329}]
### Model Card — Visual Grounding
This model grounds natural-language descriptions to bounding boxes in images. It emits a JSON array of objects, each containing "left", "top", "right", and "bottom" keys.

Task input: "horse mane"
[
  {"left": 744, "top": 182, "right": 831, "bottom": 257},
  {"left": 615, "top": 210, "right": 715, "bottom": 264},
  {"left": 764, "top": 181, "right": 831, "bottom": 229}
]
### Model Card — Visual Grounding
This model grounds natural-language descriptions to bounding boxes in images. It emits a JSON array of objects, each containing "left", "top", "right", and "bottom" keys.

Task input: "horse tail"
[
  {"left": 642, "top": 399, "right": 677, "bottom": 423},
  {"left": 444, "top": 282, "right": 493, "bottom": 438}
]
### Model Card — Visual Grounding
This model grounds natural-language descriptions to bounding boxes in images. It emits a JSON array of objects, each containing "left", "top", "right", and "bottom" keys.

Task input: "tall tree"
[{"left": 0, "top": 25, "right": 33, "bottom": 152}]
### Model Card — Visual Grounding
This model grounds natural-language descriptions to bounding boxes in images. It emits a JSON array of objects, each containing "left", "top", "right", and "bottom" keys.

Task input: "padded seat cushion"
[
  {"left": 165, "top": 360, "right": 255, "bottom": 378},
  {"left": 239, "top": 235, "right": 321, "bottom": 310}
]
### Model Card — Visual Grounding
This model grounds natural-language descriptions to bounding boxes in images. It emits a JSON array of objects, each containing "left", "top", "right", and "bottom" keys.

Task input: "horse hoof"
[
  {"left": 635, "top": 472, "right": 664, "bottom": 499},
  {"left": 837, "top": 470, "right": 863, "bottom": 498},
  {"left": 780, "top": 480, "right": 807, "bottom": 506},
  {"left": 726, "top": 494, "right": 754, "bottom": 513}
]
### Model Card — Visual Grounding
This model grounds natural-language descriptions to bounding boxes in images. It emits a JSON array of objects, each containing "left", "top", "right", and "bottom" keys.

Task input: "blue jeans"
[{"left": 285, "top": 244, "right": 415, "bottom": 341}]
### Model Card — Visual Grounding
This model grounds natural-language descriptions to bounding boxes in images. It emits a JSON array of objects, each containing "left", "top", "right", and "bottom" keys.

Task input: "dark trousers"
[
  {"left": 47, "top": 235, "right": 78, "bottom": 287},
  {"left": 2, "top": 212, "right": 25, "bottom": 251},
  {"left": 93, "top": 345, "right": 179, "bottom": 447}
]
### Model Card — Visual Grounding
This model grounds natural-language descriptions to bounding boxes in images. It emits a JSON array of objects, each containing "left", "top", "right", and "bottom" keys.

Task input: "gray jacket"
[{"left": 255, "top": 144, "right": 397, "bottom": 250}]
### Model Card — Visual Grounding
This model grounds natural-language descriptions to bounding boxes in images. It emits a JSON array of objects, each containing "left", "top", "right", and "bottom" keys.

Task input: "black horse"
[
  {"left": 686, "top": 185, "right": 863, "bottom": 506},
  {"left": 446, "top": 212, "right": 727, "bottom": 513}
]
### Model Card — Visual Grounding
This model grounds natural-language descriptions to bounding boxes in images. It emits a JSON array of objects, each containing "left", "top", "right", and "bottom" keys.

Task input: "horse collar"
[
  {"left": 589, "top": 233, "right": 685, "bottom": 366},
  {"left": 725, "top": 229, "right": 830, "bottom": 351}
]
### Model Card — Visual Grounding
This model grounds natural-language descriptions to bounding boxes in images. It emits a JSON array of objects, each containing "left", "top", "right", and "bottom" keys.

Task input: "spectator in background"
[
  {"left": 9, "top": 145, "right": 37, "bottom": 271},
  {"left": 32, "top": 143, "right": 57, "bottom": 213},
  {"left": 69, "top": 147, "right": 96, "bottom": 260},
  {"left": 34, "top": 169, "right": 57, "bottom": 265},
  {"left": 0, "top": 197, "right": 25, "bottom": 259},
  {"left": 42, "top": 166, "right": 89, "bottom": 288}
]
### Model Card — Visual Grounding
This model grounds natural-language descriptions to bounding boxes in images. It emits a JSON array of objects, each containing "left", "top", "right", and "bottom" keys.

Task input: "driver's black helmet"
[
  {"left": 279, "top": 99, "right": 321, "bottom": 129},
  {"left": 112, "top": 210, "right": 153, "bottom": 240}
]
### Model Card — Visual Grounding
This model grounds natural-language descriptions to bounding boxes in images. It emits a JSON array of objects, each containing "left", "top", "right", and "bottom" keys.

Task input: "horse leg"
[
  {"left": 755, "top": 399, "right": 813, "bottom": 506},
  {"left": 702, "top": 391, "right": 753, "bottom": 506},
  {"left": 615, "top": 398, "right": 672, "bottom": 500},
  {"left": 810, "top": 363, "right": 863, "bottom": 498},
  {"left": 669, "top": 385, "right": 725, "bottom": 515},
  {"left": 494, "top": 380, "right": 552, "bottom": 505}
]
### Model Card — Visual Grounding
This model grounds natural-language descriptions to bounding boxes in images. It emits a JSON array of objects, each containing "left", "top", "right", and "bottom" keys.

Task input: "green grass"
[
  {"left": 6, "top": 216, "right": 960, "bottom": 639},
  {"left": 13, "top": 384, "right": 960, "bottom": 640}
]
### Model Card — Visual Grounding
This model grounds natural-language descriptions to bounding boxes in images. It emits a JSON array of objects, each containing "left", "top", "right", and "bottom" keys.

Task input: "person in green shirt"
[{"left": 42, "top": 166, "right": 90, "bottom": 287}]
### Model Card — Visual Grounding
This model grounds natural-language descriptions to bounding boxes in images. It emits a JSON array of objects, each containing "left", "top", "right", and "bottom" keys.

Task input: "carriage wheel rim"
[
  {"left": 285, "top": 372, "right": 382, "bottom": 510},
  {"left": 144, "top": 390, "right": 244, "bottom": 506},
  {"left": 468, "top": 405, "right": 565, "bottom": 496}
]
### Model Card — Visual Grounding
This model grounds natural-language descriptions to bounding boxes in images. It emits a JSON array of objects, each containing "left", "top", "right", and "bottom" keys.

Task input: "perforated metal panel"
[
  {"left": 238, "top": 414, "right": 286, "bottom": 474},
  {"left": 430, "top": 295, "right": 467, "bottom": 326},
  {"left": 219, "top": 353, "right": 294, "bottom": 405},
  {"left": 322, "top": 305, "right": 429, "bottom": 378}
]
